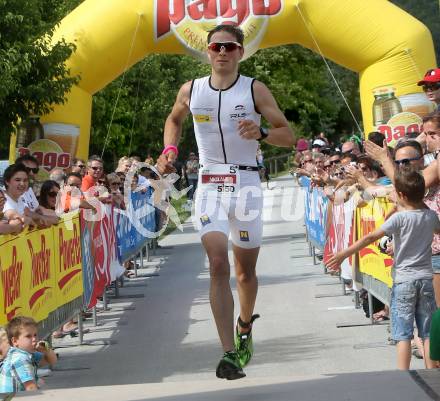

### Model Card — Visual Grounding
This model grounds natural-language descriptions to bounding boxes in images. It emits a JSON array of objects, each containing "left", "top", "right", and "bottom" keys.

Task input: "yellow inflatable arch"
[{"left": 16, "top": 0, "right": 437, "bottom": 162}]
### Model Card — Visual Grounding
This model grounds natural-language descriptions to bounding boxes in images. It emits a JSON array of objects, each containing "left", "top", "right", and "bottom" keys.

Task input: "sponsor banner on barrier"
[
  {"left": 0, "top": 235, "right": 28, "bottom": 325},
  {"left": 25, "top": 227, "right": 57, "bottom": 323},
  {"left": 80, "top": 209, "right": 112, "bottom": 309},
  {"left": 323, "top": 196, "right": 357, "bottom": 281},
  {"left": 80, "top": 213, "right": 95, "bottom": 310},
  {"left": 0, "top": 214, "right": 83, "bottom": 325},
  {"left": 80, "top": 192, "right": 155, "bottom": 309},
  {"left": 356, "top": 198, "right": 394, "bottom": 287},
  {"left": 116, "top": 189, "right": 156, "bottom": 262},
  {"left": 300, "top": 177, "right": 328, "bottom": 250},
  {"left": 54, "top": 214, "right": 83, "bottom": 305}
]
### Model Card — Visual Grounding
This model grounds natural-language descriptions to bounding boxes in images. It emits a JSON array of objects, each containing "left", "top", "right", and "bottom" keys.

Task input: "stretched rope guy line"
[
  {"left": 295, "top": 3, "right": 364, "bottom": 136},
  {"left": 101, "top": 13, "right": 142, "bottom": 159}
]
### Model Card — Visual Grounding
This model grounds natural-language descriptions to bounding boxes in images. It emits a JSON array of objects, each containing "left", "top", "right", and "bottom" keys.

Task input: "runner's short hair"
[
  {"left": 207, "top": 25, "right": 244, "bottom": 46},
  {"left": 394, "top": 167, "right": 425, "bottom": 203}
]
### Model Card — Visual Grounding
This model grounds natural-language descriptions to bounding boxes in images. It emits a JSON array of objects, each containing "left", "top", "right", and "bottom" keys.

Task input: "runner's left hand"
[{"left": 238, "top": 120, "right": 261, "bottom": 140}]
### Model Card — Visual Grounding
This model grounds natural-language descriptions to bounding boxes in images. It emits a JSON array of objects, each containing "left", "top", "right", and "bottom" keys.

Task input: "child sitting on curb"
[
  {"left": 0, "top": 317, "right": 57, "bottom": 393},
  {"left": 328, "top": 167, "right": 440, "bottom": 370}
]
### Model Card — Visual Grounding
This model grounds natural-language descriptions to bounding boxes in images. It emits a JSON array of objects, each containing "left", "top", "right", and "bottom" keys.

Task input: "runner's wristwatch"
[{"left": 258, "top": 127, "right": 269, "bottom": 142}]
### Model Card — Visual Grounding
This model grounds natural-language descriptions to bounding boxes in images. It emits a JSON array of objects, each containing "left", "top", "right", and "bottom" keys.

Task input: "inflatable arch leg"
[{"left": 13, "top": 0, "right": 435, "bottom": 161}]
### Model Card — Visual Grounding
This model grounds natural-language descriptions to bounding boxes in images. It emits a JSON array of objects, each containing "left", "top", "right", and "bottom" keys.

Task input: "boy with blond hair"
[
  {"left": 0, "top": 317, "right": 57, "bottom": 393},
  {"left": 328, "top": 167, "right": 440, "bottom": 370}
]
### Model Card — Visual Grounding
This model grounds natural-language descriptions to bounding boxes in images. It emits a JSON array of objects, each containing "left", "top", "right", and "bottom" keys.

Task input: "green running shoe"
[
  {"left": 235, "top": 314, "right": 260, "bottom": 367},
  {"left": 216, "top": 351, "right": 246, "bottom": 380}
]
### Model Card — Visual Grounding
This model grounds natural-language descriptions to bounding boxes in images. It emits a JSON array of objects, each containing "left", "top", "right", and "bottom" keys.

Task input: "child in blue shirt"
[
  {"left": 328, "top": 167, "right": 440, "bottom": 370},
  {"left": 0, "top": 317, "right": 57, "bottom": 393}
]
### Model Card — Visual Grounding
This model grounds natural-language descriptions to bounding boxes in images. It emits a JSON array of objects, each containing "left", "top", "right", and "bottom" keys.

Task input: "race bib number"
[{"left": 199, "top": 164, "right": 240, "bottom": 196}]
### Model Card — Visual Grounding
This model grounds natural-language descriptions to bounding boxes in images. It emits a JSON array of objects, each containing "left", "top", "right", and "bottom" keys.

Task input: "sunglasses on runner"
[
  {"left": 394, "top": 156, "right": 422, "bottom": 166},
  {"left": 208, "top": 41, "right": 242, "bottom": 53},
  {"left": 422, "top": 83, "right": 440, "bottom": 91}
]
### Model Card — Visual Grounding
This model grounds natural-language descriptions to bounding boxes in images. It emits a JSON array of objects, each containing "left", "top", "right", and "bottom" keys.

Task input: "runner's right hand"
[{"left": 157, "top": 153, "right": 177, "bottom": 175}]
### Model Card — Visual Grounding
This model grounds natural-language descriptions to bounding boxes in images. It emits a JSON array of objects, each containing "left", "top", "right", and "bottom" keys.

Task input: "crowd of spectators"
[{"left": 295, "top": 109, "right": 440, "bottom": 370}]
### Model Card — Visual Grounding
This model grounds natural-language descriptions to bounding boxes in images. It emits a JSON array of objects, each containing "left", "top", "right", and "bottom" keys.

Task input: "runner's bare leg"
[
  {"left": 233, "top": 245, "right": 259, "bottom": 332},
  {"left": 202, "top": 232, "right": 235, "bottom": 352}
]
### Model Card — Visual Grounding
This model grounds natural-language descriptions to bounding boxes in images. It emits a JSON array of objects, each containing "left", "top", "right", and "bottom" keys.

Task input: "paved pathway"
[{"left": 24, "top": 175, "right": 439, "bottom": 401}]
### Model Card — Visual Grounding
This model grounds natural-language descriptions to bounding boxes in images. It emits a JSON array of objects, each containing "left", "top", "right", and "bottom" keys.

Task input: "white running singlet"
[
  {"left": 190, "top": 74, "right": 261, "bottom": 166},
  {"left": 190, "top": 74, "right": 264, "bottom": 248}
]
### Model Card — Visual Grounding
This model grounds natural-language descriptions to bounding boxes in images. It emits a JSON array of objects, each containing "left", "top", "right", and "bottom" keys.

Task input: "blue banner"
[
  {"left": 115, "top": 188, "right": 157, "bottom": 262},
  {"left": 299, "top": 177, "right": 328, "bottom": 250}
]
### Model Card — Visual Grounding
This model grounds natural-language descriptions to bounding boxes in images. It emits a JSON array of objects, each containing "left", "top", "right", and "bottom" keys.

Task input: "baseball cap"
[
  {"left": 296, "top": 138, "right": 309, "bottom": 152},
  {"left": 312, "top": 139, "right": 326, "bottom": 148},
  {"left": 417, "top": 68, "right": 440, "bottom": 86}
]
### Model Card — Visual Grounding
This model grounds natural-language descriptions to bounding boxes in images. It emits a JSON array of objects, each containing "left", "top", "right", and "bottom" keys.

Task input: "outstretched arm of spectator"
[
  {"left": 414, "top": 158, "right": 438, "bottom": 189},
  {"left": 365, "top": 140, "right": 395, "bottom": 180},
  {"left": 0, "top": 220, "right": 23, "bottom": 235},
  {"left": 345, "top": 165, "right": 374, "bottom": 190},
  {"left": 327, "top": 228, "right": 385, "bottom": 270},
  {"left": 26, "top": 209, "right": 59, "bottom": 228}
]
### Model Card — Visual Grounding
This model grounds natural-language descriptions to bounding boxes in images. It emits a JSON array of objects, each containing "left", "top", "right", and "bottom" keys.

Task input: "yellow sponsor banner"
[
  {"left": 24, "top": 227, "right": 57, "bottom": 322},
  {"left": 356, "top": 198, "right": 394, "bottom": 288},
  {"left": 53, "top": 213, "right": 83, "bottom": 305},
  {"left": 0, "top": 235, "right": 28, "bottom": 325},
  {"left": 0, "top": 212, "right": 83, "bottom": 325}
]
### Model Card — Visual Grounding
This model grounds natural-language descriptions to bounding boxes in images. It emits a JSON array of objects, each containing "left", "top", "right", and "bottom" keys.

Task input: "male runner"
[{"left": 157, "top": 25, "right": 294, "bottom": 380}]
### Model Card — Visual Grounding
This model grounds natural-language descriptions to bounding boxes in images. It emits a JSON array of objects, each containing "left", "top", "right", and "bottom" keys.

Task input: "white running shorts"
[{"left": 194, "top": 171, "right": 263, "bottom": 249}]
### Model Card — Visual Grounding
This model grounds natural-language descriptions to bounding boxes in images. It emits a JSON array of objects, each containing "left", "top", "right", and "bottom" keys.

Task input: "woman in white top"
[
  {"left": 2, "top": 164, "right": 35, "bottom": 227},
  {"left": 0, "top": 189, "right": 23, "bottom": 235}
]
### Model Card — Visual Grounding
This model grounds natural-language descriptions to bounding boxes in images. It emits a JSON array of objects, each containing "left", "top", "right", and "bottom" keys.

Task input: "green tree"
[
  {"left": 0, "top": 0, "right": 82, "bottom": 158},
  {"left": 91, "top": 54, "right": 209, "bottom": 168}
]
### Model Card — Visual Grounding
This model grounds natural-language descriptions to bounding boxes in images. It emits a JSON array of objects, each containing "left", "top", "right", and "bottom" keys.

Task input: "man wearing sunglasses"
[
  {"left": 157, "top": 24, "right": 294, "bottom": 380},
  {"left": 81, "top": 155, "right": 104, "bottom": 192},
  {"left": 71, "top": 158, "right": 87, "bottom": 178},
  {"left": 418, "top": 68, "right": 440, "bottom": 110}
]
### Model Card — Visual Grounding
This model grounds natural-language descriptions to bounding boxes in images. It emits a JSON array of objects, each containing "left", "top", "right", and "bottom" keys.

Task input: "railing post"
[
  {"left": 77, "top": 311, "right": 84, "bottom": 345},
  {"left": 92, "top": 306, "right": 98, "bottom": 326},
  {"left": 102, "top": 287, "right": 109, "bottom": 311},
  {"left": 145, "top": 242, "right": 150, "bottom": 262},
  {"left": 134, "top": 256, "right": 138, "bottom": 277},
  {"left": 368, "top": 291, "right": 374, "bottom": 324}
]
